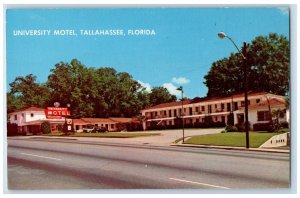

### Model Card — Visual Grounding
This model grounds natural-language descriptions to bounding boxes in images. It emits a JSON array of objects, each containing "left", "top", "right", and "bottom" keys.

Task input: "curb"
[{"left": 171, "top": 143, "right": 290, "bottom": 153}]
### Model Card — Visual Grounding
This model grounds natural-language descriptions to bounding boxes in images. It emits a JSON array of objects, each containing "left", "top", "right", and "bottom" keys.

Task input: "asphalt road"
[{"left": 6, "top": 138, "right": 290, "bottom": 191}]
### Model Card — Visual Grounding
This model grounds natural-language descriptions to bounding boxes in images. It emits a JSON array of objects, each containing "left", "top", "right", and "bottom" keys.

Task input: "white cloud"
[
  {"left": 172, "top": 77, "right": 190, "bottom": 85},
  {"left": 137, "top": 80, "right": 151, "bottom": 92},
  {"left": 163, "top": 82, "right": 182, "bottom": 98}
]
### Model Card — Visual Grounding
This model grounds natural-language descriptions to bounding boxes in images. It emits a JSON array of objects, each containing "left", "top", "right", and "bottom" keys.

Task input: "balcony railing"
[{"left": 145, "top": 108, "right": 234, "bottom": 120}]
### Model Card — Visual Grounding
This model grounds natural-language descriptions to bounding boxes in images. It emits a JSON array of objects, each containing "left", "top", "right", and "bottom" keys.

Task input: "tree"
[
  {"left": 204, "top": 33, "right": 289, "bottom": 97},
  {"left": 47, "top": 59, "right": 148, "bottom": 118},
  {"left": 47, "top": 60, "right": 97, "bottom": 118},
  {"left": 8, "top": 74, "right": 50, "bottom": 112},
  {"left": 272, "top": 109, "right": 286, "bottom": 131},
  {"left": 149, "top": 87, "right": 177, "bottom": 106},
  {"left": 7, "top": 93, "right": 24, "bottom": 114}
]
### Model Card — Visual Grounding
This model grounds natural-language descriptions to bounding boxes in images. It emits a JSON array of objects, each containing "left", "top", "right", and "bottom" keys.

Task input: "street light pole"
[
  {"left": 242, "top": 42, "right": 250, "bottom": 149},
  {"left": 176, "top": 86, "right": 185, "bottom": 143},
  {"left": 218, "top": 32, "right": 250, "bottom": 149}
]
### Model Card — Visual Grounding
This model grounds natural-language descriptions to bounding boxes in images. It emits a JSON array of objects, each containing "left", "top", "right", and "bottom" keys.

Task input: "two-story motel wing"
[{"left": 140, "top": 91, "right": 289, "bottom": 130}]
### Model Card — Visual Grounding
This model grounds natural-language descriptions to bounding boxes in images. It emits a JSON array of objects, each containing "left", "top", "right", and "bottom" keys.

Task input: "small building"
[
  {"left": 8, "top": 107, "right": 65, "bottom": 135},
  {"left": 73, "top": 117, "right": 140, "bottom": 132}
]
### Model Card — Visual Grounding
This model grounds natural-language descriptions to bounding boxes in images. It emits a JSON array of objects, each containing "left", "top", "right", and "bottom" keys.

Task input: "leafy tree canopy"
[
  {"left": 204, "top": 33, "right": 289, "bottom": 97},
  {"left": 7, "top": 59, "right": 176, "bottom": 118},
  {"left": 149, "top": 87, "right": 177, "bottom": 106}
]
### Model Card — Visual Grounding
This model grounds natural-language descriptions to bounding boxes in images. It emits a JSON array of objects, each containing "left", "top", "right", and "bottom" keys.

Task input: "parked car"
[
  {"left": 83, "top": 125, "right": 94, "bottom": 133},
  {"left": 92, "top": 126, "right": 108, "bottom": 133}
]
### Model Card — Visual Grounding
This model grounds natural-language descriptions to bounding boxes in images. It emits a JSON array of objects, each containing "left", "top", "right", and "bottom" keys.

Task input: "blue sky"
[{"left": 6, "top": 7, "right": 289, "bottom": 99}]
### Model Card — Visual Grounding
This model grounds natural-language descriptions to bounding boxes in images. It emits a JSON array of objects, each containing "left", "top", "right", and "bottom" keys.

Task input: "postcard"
[{"left": 5, "top": 6, "right": 291, "bottom": 193}]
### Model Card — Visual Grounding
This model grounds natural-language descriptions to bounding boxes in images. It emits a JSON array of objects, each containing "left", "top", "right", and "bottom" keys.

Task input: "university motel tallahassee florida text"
[{"left": 8, "top": 91, "right": 289, "bottom": 135}]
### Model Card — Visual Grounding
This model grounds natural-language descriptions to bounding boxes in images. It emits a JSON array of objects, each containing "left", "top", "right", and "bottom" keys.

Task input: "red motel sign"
[{"left": 45, "top": 107, "right": 71, "bottom": 119}]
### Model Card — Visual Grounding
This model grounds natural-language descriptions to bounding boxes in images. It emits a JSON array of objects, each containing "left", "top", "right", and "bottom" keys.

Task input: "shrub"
[
  {"left": 253, "top": 122, "right": 274, "bottom": 132},
  {"left": 41, "top": 121, "right": 51, "bottom": 134},
  {"left": 280, "top": 121, "right": 289, "bottom": 129},
  {"left": 7, "top": 122, "right": 19, "bottom": 136},
  {"left": 225, "top": 125, "right": 238, "bottom": 132}
]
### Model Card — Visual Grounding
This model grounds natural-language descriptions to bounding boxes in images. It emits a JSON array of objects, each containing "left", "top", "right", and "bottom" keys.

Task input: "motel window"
[
  {"left": 208, "top": 105, "right": 212, "bottom": 113},
  {"left": 234, "top": 102, "right": 238, "bottom": 110},
  {"left": 111, "top": 124, "right": 114, "bottom": 129},
  {"left": 169, "top": 110, "right": 172, "bottom": 117},
  {"left": 215, "top": 104, "right": 217, "bottom": 108},
  {"left": 241, "top": 100, "right": 250, "bottom": 107},
  {"left": 155, "top": 112, "right": 158, "bottom": 116},
  {"left": 227, "top": 103, "right": 231, "bottom": 112},
  {"left": 256, "top": 99, "right": 261, "bottom": 103},
  {"left": 257, "top": 111, "right": 271, "bottom": 121},
  {"left": 31, "top": 113, "right": 34, "bottom": 117},
  {"left": 22, "top": 113, "right": 25, "bottom": 118},
  {"left": 14, "top": 115, "right": 17, "bottom": 120},
  {"left": 221, "top": 103, "right": 225, "bottom": 110},
  {"left": 174, "top": 109, "right": 177, "bottom": 117},
  {"left": 189, "top": 107, "right": 193, "bottom": 115},
  {"left": 195, "top": 107, "right": 199, "bottom": 112},
  {"left": 201, "top": 106, "right": 205, "bottom": 112}
]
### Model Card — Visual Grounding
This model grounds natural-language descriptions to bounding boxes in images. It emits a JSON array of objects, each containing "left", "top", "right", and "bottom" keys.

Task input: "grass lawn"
[
  {"left": 184, "top": 132, "right": 284, "bottom": 148},
  {"left": 45, "top": 132, "right": 161, "bottom": 138}
]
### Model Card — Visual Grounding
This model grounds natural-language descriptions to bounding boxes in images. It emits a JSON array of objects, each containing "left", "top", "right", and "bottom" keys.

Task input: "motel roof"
[
  {"left": 73, "top": 117, "right": 137, "bottom": 125},
  {"left": 9, "top": 106, "right": 46, "bottom": 114},
  {"left": 142, "top": 91, "right": 284, "bottom": 111},
  {"left": 247, "top": 98, "right": 286, "bottom": 109}
]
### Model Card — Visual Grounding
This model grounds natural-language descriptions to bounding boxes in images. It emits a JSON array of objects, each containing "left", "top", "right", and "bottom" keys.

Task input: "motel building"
[
  {"left": 8, "top": 107, "right": 66, "bottom": 134},
  {"left": 8, "top": 107, "right": 139, "bottom": 135},
  {"left": 73, "top": 117, "right": 139, "bottom": 132},
  {"left": 140, "top": 91, "right": 289, "bottom": 130}
]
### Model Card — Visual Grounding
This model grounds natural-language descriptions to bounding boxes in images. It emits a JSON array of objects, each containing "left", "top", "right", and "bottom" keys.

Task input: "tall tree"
[
  {"left": 47, "top": 59, "right": 147, "bottom": 118},
  {"left": 47, "top": 59, "right": 98, "bottom": 118},
  {"left": 8, "top": 74, "right": 50, "bottom": 111},
  {"left": 149, "top": 87, "right": 177, "bottom": 106},
  {"left": 204, "top": 33, "right": 289, "bottom": 97}
]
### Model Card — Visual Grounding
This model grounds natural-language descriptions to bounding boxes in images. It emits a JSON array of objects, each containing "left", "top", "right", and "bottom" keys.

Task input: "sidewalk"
[{"left": 171, "top": 141, "right": 290, "bottom": 153}]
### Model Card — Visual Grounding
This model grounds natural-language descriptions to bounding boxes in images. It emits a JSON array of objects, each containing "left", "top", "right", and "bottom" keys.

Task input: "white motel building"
[
  {"left": 8, "top": 91, "right": 289, "bottom": 134},
  {"left": 140, "top": 91, "right": 289, "bottom": 130},
  {"left": 8, "top": 107, "right": 66, "bottom": 134},
  {"left": 8, "top": 107, "right": 138, "bottom": 134}
]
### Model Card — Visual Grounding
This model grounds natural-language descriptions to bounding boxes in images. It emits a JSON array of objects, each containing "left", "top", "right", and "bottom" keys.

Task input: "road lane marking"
[
  {"left": 169, "top": 178, "right": 230, "bottom": 189},
  {"left": 20, "top": 153, "right": 62, "bottom": 161}
]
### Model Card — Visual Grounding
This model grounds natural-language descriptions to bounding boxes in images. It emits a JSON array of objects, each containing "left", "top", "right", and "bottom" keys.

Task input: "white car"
[{"left": 82, "top": 125, "right": 94, "bottom": 133}]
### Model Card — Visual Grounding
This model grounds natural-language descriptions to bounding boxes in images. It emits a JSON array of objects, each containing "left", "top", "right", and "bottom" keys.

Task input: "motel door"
[{"left": 237, "top": 114, "right": 244, "bottom": 124}]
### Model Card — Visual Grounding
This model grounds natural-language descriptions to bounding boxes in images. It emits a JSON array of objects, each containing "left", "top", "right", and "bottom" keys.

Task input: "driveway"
[
  {"left": 66, "top": 128, "right": 222, "bottom": 146},
  {"left": 122, "top": 128, "right": 223, "bottom": 146}
]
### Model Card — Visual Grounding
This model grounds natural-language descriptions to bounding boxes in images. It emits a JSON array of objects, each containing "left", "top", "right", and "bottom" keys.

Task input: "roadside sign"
[
  {"left": 67, "top": 125, "right": 72, "bottom": 131},
  {"left": 45, "top": 107, "right": 71, "bottom": 119},
  {"left": 67, "top": 119, "right": 72, "bottom": 124}
]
